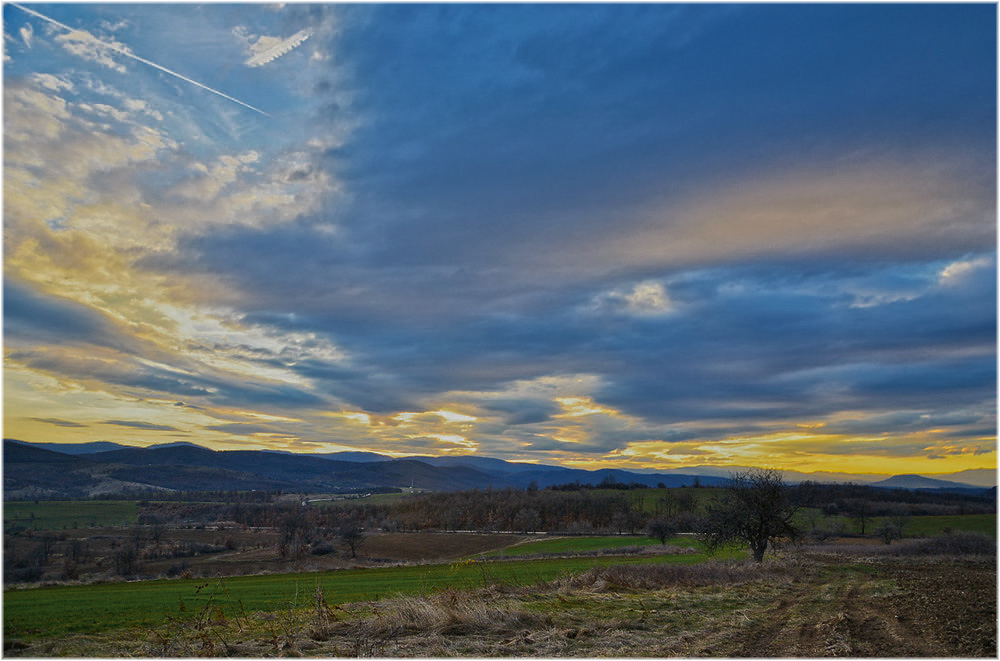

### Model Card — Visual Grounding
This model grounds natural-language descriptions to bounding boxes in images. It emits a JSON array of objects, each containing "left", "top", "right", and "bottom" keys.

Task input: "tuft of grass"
[{"left": 369, "top": 589, "right": 542, "bottom": 636}]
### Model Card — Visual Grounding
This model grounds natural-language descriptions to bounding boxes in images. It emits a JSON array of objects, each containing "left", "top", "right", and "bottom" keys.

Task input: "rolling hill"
[{"left": 4, "top": 439, "right": 990, "bottom": 499}]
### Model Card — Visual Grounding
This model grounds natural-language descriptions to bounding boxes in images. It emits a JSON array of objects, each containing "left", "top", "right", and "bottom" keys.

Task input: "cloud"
[
  {"left": 32, "top": 418, "right": 87, "bottom": 428},
  {"left": 3, "top": 279, "right": 125, "bottom": 349},
  {"left": 56, "top": 28, "right": 129, "bottom": 73},
  {"left": 3, "top": 4, "right": 994, "bottom": 473},
  {"left": 103, "top": 420, "right": 181, "bottom": 432},
  {"left": 591, "top": 281, "right": 672, "bottom": 317},
  {"left": 11, "top": 3, "right": 269, "bottom": 115},
  {"left": 243, "top": 29, "right": 311, "bottom": 67},
  {"left": 19, "top": 23, "right": 32, "bottom": 47},
  {"left": 31, "top": 73, "right": 73, "bottom": 92}
]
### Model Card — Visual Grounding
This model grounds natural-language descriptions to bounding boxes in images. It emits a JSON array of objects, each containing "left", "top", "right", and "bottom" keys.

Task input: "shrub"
[{"left": 311, "top": 542, "right": 335, "bottom": 556}]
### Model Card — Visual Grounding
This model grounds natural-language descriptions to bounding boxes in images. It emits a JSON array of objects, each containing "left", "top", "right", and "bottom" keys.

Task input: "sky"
[{"left": 3, "top": 3, "right": 996, "bottom": 477}]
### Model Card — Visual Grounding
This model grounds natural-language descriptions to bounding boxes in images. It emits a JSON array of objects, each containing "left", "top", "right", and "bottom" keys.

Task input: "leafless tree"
[
  {"left": 699, "top": 468, "right": 800, "bottom": 562},
  {"left": 337, "top": 526, "right": 365, "bottom": 559},
  {"left": 646, "top": 518, "right": 677, "bottom": 545}
]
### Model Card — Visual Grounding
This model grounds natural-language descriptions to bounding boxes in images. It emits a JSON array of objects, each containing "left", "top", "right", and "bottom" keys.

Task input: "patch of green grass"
[
  {"left": 795, "top": 510, "right": 996, "bottom": 538},
  {"left": 481, "top": 535, "right": 700, "bottom": 557},
  {"left": 3, "top": 552, "right": 722, "bottom": 640},
  {"left": 3, "top": 500, "right": 138, "bottom": 531},
  {"left": 899, "top": 513, "right": 996, "bottom": 537}
]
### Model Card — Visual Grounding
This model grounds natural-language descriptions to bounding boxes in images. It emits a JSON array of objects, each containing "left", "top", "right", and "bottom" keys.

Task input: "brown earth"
[{"left": 363, "top": 532, "right": 528, "bottom": 561}]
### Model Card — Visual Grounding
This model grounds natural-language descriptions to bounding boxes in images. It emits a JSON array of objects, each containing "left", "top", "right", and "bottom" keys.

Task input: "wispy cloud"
[
  {"left": 103, "top": 420, "right": 181, "bottom": 432},
  {"left": 32, "top": 418, "right": 87, "bottom": 428},
  {"left": 9, "top": 3, "right": 270, "bottom": 116}
]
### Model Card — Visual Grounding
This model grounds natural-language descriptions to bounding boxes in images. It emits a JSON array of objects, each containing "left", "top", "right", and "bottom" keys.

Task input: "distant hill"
[
  {"left": 145, "top": 441, "right": 205, "bottom": 451},
  {"left": 923, "top": 468, "right": 997, "bottom": 488},
  {"left": 3, "top": 439, "right": 131, "bottom": 455},
  {"left": 5, "top": 439, "right": 723, "bottom": 498},
  {"left": 868, "top": 474, "right": 981, "bottom": 490},
  {"left": 321, "top": 451, "right": 394, "bottom": 463},
  {"left": 4, "top": 439, "right": 990, "bottom": 498},
  {"left": 4, "top": 440, "right": 91, "bottom": 464},
  {"left": 413, "top": 455, "right": 563, "bottom": 475}
]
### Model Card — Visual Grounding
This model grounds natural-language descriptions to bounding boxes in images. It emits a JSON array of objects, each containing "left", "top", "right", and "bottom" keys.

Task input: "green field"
[
  {"left": 3, "top": 501, "right": 138, "bottom": 531},
  {"left": 483, "top": 535, "right": 700, "bottom": 557},
  {"left": 901, "top": 513, "right": 996, "bottom": 537},
  {"left": 3, "top": 552, "right": 725, "bottom": 640},
  {"left": 797, "top": 510, "right": 996, "bottom": 538}
]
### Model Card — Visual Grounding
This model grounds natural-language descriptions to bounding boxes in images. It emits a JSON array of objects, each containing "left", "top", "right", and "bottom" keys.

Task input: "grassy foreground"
[
  {"left": 4, "top": 551, "right": 721, "bottom": 640},
  {"left": 6, "top": 549, "right": 994, "bottom": 658}
]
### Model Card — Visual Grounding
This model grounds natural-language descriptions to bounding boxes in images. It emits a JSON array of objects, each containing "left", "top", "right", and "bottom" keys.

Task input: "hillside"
[
  {"left": 4, "top": 439, "right": 724, "bottom": 498},
  {"left": 4, "top": 439, "right": 990, "bottom": 499}
]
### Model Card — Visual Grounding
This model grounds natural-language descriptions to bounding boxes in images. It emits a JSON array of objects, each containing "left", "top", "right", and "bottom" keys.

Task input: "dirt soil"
[
  {"left": 713, "top": 556, "right": 996, "bottom": 657},
  {"left": 363, "top": 533, "right": 527, "bottom": 561}
]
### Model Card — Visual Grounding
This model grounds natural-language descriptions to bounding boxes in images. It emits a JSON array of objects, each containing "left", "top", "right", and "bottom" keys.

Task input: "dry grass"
[{"left": 560, "top": 556, "right": 811, "bottom": 591}]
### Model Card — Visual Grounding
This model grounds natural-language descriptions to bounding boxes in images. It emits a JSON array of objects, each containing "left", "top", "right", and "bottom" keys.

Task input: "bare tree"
[
  {"left": 845, "top": 498, "right": 873, "bottom": 536},
  {"left": 337, "top": 526, "right": 365, "bottom": 559},
  {"left": 699, "top": 468, "right": 800, "bottom": 562},
  {"left": 646, "top": 518, "right": 677, "bottom": 545}
]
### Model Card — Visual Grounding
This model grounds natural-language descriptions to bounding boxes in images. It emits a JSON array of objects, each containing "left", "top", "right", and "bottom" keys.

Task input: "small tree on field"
[
  {"left": 875, "top": 521, "right": 903, "bottom": 545},
  {"left": 646, "top": 518, "right": 677, "bottom": 545},
  {"left": 699, "top": 468, "right": 800, "bottom": 562},
  {"left": 337, "top": 526, "right": 365, "bottom": 558}
]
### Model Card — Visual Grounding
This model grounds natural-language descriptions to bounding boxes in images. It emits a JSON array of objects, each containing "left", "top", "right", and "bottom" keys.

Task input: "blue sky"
[{"left": 3, "top": 3, "right": 996, "bottom": 476}]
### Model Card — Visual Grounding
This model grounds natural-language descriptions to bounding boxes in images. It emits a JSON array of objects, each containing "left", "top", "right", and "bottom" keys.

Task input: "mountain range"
[{"left": 3, "top": 439, "right": 994, "bottom": 500}]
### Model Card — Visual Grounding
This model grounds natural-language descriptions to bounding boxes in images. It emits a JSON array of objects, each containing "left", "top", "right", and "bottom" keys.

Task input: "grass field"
[
  {"left": 3, "top": 501, "right": 138, "bottom": 531},
  {"left": 902, "top": 513, "right": 996, "bottom": 537},
  {"left": 482, "top": 535, "right": 699, "bottom": 557},
  {"left": 3, "top": 551, "right": 726, "bottom": 640},
  {"left": 797, "top": 510, "right": 996, "bottom": 537}
]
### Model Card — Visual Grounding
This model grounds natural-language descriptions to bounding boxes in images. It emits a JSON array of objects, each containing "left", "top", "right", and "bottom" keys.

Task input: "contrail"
[{"left": 10, "top": 3, "right": 270, "bottom": 117}]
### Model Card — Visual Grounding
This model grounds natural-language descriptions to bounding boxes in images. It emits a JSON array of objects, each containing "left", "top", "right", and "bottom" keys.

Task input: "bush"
[
  {"left": 165, "top": 561, "right": 190, "bottom": 577},
  {"left": 311, "top": 542, "right": 335, "bottom": 555}
]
